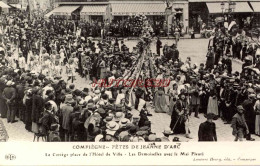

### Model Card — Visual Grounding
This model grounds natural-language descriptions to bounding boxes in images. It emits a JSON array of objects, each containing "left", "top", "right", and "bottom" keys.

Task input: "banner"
[{"left": 0, "top": 142, "right": 259, "bottom": 165}]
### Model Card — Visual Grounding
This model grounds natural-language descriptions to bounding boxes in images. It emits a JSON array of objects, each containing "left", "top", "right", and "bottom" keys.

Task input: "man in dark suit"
[
  {"left": 156, "top": 37, "right": 162, "bottom": 56},
  {"left": 172, "top": 44, "right": 179, "bottom": 62},
  {"left": 198, "top": 113, "right": 217, "bottom": 141},
  {"left": 135, "top": 87, "right": 144, "bottom": 110},
  {"left": 242, "top": 94, "right": 256, "bottom": 141}
]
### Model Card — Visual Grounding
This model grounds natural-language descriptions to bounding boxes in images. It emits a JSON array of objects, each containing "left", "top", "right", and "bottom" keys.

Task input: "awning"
[
  {"left": 0, "top": 1, "right": 10, "bottom": 8},
  {"left": 235, "top": 2, "right": 253, "bottom": 13},
  {"left": 46, "top": 6, "right": 80, "bottom": 16},
  {"left": 111, "top": 3, "right": 166, "bottom": 16},
  {"left": 80, "top": 5, "right": 107, "bottom": 15},
  {"left": 250, "top": 2, "right": 260, "bottom": 12},
  {"left": 206, "top": 2, "right": 253, "bottom": 14},
  {"left": 9, "top": 4, "right": 25, "bottom": 10},
  {"left": 45, "top": 11, "right": 54, "bottom": 18}
]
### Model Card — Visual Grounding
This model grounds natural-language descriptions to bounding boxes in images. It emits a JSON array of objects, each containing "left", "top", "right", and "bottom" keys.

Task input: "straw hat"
[
  {"left": 106, "top": 121, "right": 120, "bottom": 131},
  {"left": 162, "top": 127, "right": 173, "bottom": 135},
  {"left": 106, "top": 121, "right": 120, "bottom": 135},
  {"left": 114, "top": 112, "right": 125, "bottom": 122},
  {"left": 119, "top": 118, "right": 130, "bottom": 127},
  {"left": 103, "top": 116, "right": 114, "bottom": 123}
]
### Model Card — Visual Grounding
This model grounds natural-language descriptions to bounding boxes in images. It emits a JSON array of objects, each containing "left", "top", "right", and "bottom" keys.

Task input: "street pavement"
[{"left": 1, "top": 38, "right": 259, "bottom": 142}]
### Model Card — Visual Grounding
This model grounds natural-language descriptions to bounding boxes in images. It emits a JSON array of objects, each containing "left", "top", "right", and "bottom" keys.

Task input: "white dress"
[
  {"left": 18, "top": 56, "right": 26, "bottom": 69},
  {"left": 254, "top": 100, "right": 260, "bottom": 135}
]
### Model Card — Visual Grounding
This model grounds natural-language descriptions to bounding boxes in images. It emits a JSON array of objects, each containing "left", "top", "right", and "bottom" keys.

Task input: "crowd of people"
[
  {"left": 0, "top": 10, "right": 260, "bottom": 142},
  {"left": 49, "top": 15, "right": 183, "bottom": 39}
]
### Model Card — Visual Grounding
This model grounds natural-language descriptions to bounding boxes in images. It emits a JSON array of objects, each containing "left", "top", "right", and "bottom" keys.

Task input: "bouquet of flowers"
[{"left": 129, "top": 14, "right": 154, "bottom": 50}]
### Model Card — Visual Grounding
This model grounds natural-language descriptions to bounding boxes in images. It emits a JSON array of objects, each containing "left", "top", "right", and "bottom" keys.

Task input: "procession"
[{"left": 1, "top": 0, "right": 260, "bottom": 143}]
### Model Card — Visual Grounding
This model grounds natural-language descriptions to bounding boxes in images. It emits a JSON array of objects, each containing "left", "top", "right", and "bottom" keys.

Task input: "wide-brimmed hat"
[
  {"left": 95, "top": 108, "right": 106, "bottom": 115},
  {"left": 87, "top": 103, "right": 95, "bottom": 110},
  {"left": 119, "top": 118, "right": 130, "bottom": 127},
  {"left": 103, "top": 116, "right": 114, "bottom": 123},
  {"left": 106, "top": 121, "right": 120, "bottom": 131},
  {"left": 94, "top": 89, "right": 101, "bottom": 95},
  {"left": 162, "top": 127, "right": 173, "bottom": 135},
  {"left": 114, "top": 112, "right": 125, "bottom": 122}
]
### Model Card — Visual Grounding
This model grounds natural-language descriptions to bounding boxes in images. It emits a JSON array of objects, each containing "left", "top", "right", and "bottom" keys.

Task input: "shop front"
[
  {"left": 0, "top": 1, "right": 10, "bottom": 14},
  {"left": 45, "top": 5, "right": 81, "bottom": 20},
  {"left": 206, "top": 2, "right": 253, "bottom": 29},
  {"left": 110, "top": 2, "right": 166, "bottom": 22},
  {"left": 189, "top": 0, "right": 254, "bottom": 33},
  {"left": 168, "top": 1, "right": 189, "bottom": 34},
  {"left": 80, "top": 5, "right": 109, "bottom": 23},
  {"left": 250, "top": 2, "right": 260, "bottom": 28}
]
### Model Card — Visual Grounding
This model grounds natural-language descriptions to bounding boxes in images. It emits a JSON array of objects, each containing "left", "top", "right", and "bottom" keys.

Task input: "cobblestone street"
[{"left": 2, "top": 38, "right": 259, "bottom": 142}]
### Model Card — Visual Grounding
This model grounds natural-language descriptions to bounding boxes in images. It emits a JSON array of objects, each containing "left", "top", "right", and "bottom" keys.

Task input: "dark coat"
[
  {"left": 242, "top": 99, "right": 256, "bottom": 134},
  {"left": 198, "top": 121, "right": 217, "bottom": 141},
  {"left": 0, "top": 81, "right": 7, "bottom": 118},
  {"left": 32, "top": 94, "right": 44, "bottom": 123},
  {"left": 170, "top": 99, "right": 187, "bottom": 134},
  {"left": 156, "top": 39, "right": 162, "bottom": 55}
]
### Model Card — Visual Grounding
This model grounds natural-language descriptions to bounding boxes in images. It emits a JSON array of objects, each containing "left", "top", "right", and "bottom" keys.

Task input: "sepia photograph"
[{"left": 0, "top": 0, "right": 260, "bottom": 165}]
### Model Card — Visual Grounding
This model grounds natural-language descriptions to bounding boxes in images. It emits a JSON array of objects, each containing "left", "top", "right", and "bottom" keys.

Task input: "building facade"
[
  {"left": 189, "top": 0, "right": 260, "bottom": 33},
  {"left": 51, "top": 0, "right": 189, "bottom": 32},
  {"left": 49, "top": 0, "right": 260, "bottom": 34}
]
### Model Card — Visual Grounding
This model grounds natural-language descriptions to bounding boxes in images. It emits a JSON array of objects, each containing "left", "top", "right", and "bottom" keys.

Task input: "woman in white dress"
[{"left": 254, "top": 94, "right": 260, "bottom": 135}]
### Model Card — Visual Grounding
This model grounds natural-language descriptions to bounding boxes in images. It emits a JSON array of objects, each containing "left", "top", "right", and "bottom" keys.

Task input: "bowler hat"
[{"left": 172, "top": 137, "right": 180, "bottom": 142}]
